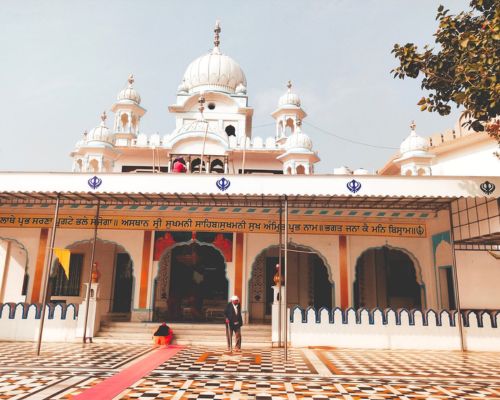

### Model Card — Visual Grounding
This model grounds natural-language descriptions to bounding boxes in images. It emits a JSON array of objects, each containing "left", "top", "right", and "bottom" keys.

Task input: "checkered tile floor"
[
  {"left": 0, "top": 343, "right": 498, "bottom": 399},
  {"left": 154, "top": 346, "right": 315, "bottom": 375},
  {"left": 315, "top": 348, "right": 500, "bottom": 379}
]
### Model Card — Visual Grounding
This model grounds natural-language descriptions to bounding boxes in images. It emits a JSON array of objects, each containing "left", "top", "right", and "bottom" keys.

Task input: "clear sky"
[{"left": 0, "top": 0, "right": 469, "bottom": 173}]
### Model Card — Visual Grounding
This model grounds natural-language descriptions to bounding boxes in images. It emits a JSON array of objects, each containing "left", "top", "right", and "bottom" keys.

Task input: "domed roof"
[
  {"left": 400, "top": 121, "right": 429, "bottom": 154},
  {"left": 86, "top": 112, "right": 113, "bottom": 145},
  {"left": 181, "top": 22, "right": 247, "bottom": 95},
  {"left": 285, "top": 121, "right": 312, "bottom": 151},
  {"left": 279, "top": 81, "right": 301, "bottom": 107},
  {"left": 117, "top": 74, "right": 141, "bottom": 104}
]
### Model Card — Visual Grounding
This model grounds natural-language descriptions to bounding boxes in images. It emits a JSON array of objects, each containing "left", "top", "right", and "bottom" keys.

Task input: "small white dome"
[
  {"left": 87, "top": 112, "right": 113, "bottom": 145},
  {"left": 279, "top": 81, "right": 301, "bottom": 107},
  {"left": 285, "top": 125, "right": 312, "bottom": 151},
  {"left": 117, "top": 74, "right": 141, "bottom": 104},
  {"left": 400, "top": 122, "right": 429, "bottom": 154},
  {"left": 181, "top": 22, "right": 246, "bottom": 94}
]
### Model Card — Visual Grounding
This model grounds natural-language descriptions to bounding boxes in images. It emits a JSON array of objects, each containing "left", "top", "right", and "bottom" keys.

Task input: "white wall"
[
  {"left": 0, "top": 228, "right": 42, "bottom": 302},
  {"left": 0, "top": 303, "right": 78, "bottom": 342},
  {"left": 431, "top": 141, "right": 499, "bottom": 176},
  {"left": 289, "top": 307, "right": 500, "bottom": 351},
  {"left": 457, "top": 250, "right": 500, "bottom": 309}
]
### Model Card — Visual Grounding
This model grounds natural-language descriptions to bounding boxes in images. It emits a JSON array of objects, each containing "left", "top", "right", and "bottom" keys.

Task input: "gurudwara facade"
[{"left": 0, "top": 23, "right": 499, "bottom": 350}]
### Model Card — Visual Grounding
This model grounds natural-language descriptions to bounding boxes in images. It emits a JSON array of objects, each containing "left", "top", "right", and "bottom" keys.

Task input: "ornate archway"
[
  {"left": 65, "top": 238, "right": 135, "bottom": 315},
  {"left": 353, "top": 245, "right": 425, "bottom": 310},
  {"left": 155, "top": 240, "right": 228, "bottom": 322},
  {"left": 248, "top": 242, "right": 334, "bottom": 323}
]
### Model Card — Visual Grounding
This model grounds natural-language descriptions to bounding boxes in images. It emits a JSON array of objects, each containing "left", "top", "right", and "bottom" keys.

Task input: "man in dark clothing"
[{"left": 224, "top": 295, "right": 243, "bottom": 351}]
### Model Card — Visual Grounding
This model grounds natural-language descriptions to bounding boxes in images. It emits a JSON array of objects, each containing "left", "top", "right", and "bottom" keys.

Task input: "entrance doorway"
[
  {"left": 249, "top": 244, "right": 333, "bottom": 323},
  {"left": 353, "top": 246, "right": 423, "bottom": 310},
  {"left": 155, "top": 242, "right": 228, "bottom": 322},
  {"left": 112, "top": 253, "right": 133, "bottom": 313}
]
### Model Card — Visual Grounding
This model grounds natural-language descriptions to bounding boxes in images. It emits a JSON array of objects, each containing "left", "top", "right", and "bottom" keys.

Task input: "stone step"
[
  {"left": 98, "top": 324, "right": 271, "bottom": 332},
  {"left": 97, "top": 328, "right": 271, "bottom": 338},
  {"left": 92, "top": 336, "right": 272, "bottom": 347},
  {"left": 95, "top": 322, "right": 271, "bottom": 345},
  {"left": 96, "top": 331, "right": 269, "bottom": 340},
  {"left": 100, "top": 322, "right": 271, "bottom": 330}
]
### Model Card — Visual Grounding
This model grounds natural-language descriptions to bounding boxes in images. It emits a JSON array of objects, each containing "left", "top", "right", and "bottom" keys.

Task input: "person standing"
[{"left": 224, "top": 295, "right": 243, "bottom": 351}]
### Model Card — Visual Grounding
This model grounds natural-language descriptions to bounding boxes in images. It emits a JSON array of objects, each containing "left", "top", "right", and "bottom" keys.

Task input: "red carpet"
[{"left": 74, "top": 345, "right": 183, "bottom": 400}]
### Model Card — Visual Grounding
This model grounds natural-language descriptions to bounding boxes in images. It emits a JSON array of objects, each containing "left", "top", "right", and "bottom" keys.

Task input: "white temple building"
[{"left": 0, "top": 22, "right": 499, "bottom": 350}]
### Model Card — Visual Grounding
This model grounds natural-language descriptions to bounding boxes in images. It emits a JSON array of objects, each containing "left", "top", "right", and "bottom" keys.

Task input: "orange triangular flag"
[{"left": 54, "top": 248, "right": 71, "bottom": 279}]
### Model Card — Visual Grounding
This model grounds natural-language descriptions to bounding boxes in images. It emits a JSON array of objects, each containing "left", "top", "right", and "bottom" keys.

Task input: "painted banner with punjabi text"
[{"left": 0, "top": 213, "right": 426, "bottom": 238}]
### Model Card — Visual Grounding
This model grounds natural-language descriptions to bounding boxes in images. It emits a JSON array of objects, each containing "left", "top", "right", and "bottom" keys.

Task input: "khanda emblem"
[
  {"left": 88, "top": 176, "right": 103, "bottom": 190},
  {"left": 216, "top": 177, "right": 231, "bottom": 192},
  {"left": 347, "top": 179, "right": 362, "bottom": 194},
  {"left": 480, "top": 180, "right": 495, "bottom": 195}
]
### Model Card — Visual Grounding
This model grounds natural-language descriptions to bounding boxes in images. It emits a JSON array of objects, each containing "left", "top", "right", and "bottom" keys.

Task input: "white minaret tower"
[
  {"left": 277, "top": 119, "right": 320, "bottom": 174},
  {"left": 393, "top": 121, "right": 435, "bottom": 176},
  {"left": 111, "top": 74, "right": 146, "bottom": 146},
  {"left": 271, "top": 81, "right": 307, "bottom": 146},
  {"left": 70, "top": 111, "right": 119, "bottom": 172}
]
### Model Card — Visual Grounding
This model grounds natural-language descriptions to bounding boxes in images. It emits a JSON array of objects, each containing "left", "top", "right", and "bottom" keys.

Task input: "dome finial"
[
  {"left": 214, "top": 20, "right": 221, "bottom": 49},
  {"left": 100, "top": 111, "right": 107, "bottom": 125},
  {"left": 128, "top": 74, "right": 134, "bottom": 86},
  {"left": 287, "top": 80, "right": 292, "bottom": 91},
  {"left": 410, "top": 120, "right": 416, "bottom": 132}
]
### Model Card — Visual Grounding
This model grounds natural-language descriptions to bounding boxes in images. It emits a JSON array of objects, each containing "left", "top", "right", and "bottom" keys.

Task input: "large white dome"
[
  {"left": 180, "top": 22, "right": 247, "bottom": 95},
  {"left": 182, "top": 48, "right": 247, "bottom": 95}
]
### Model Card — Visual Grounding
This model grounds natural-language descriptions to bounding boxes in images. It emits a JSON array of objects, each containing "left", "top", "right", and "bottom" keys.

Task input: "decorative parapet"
[
  {"left": 286, "top": 306, "right": 500, "bottom": 351},
  {"left": 0, "top": 302, "right": 79, "bottom": 342}
]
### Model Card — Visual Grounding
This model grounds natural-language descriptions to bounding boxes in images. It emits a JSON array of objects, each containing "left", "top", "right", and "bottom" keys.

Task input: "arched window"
[
  {"left": 225, "top": 125, "right": 236, "bottom": 137},
  {"left": 121, "top": 113, "right": 129, "bottom": 129},
  {"left": 89, "top": 159, "right": 99, "bottom": 172},
  {"left": 191, "top": 158, "right": 206, "bottom": 173},
  {"left": 285, "top": 118, "right": 294, "bottom": 135},
  {"left": 210, "top": 159, "right": 224, "bottom": 173},
  {"left": 296, "top": 165, "right": 306, "bottom": 175}
]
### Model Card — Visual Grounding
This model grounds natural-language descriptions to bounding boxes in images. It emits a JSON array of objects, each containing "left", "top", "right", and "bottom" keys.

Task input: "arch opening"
[
  {"left": 225, "top": 125, "right": 236, "bottom": 137},
  {"left": 248, "top": 243, "right": 334, "bottom": 323},
  {"left": 155, "top": 241, "right": 228, "bottom": 322},
  {"left": 58, "top": 238, "right": 135, "bottom": 318},
  {"left": 210, "top": 159, "right": 224, "bottom": 173},
  {"left": 353, "top": 246, "right": 423, "bottom": 310}
]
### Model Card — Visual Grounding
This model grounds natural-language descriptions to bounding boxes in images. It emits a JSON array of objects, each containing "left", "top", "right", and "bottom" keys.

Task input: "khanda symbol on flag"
[{"left": 53, "top": 248, "right": 71, "bottom": 279}]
